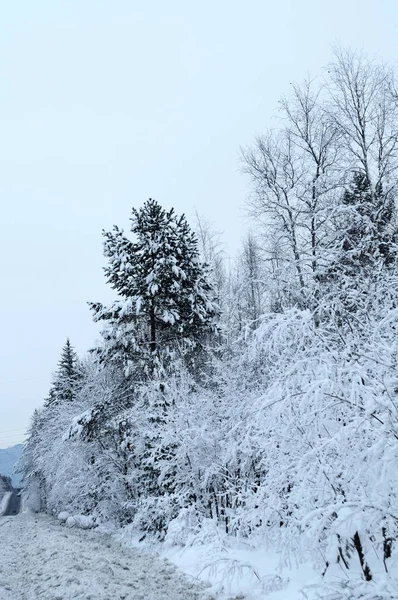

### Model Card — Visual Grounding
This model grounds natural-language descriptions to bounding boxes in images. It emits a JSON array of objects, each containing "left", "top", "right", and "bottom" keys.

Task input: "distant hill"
[{"left": 0, "top": 444, "right": 23, "bottom": 486}]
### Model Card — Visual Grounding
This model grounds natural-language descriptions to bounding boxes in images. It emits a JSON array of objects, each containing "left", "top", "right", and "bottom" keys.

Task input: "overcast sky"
[{"left": 1, "top": 0, "right": 397, "bottom": 447}]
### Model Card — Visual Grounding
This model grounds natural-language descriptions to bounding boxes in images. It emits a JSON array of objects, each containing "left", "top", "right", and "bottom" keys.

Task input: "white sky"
[{"left": 1, "top": 0, "right": 397, "bottom": 447}]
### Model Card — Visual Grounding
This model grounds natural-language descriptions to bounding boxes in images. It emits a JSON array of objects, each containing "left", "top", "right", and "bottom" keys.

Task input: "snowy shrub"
[{"left": 164, "top": 507, "right": 202, "bottom": 547}]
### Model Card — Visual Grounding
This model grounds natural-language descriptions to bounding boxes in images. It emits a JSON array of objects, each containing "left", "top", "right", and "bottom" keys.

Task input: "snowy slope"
[
  {"left": 0, "top": 513, "right": 213, "bottom": 600},
  {"left": 0, "top": 444, "right": 23, "bottom": 485}
]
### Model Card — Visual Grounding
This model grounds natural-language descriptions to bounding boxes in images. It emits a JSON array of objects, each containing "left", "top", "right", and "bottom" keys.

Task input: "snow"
[
  {"left": 0, "top": 513, "right": 213, "bottom": 600},
  {"left": 57, "top": 511, "right": 70, "bottom": 522},
  {"left": 64, "top": 514, "right": 96, "bottom": 529},
  {"left": 162, "top": 540, "right": 320, "bottom": 600},
  {"left": 118, "top": 522, "right": 321, "bottom": 600}
]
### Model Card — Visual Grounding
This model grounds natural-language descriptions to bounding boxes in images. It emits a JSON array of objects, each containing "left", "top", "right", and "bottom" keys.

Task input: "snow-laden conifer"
[
  {"left": 90, "top": 199, "right": 218, "bottom": 377},
  {"left": 47, "top": 338, "right": 84, "bottom": 405}
]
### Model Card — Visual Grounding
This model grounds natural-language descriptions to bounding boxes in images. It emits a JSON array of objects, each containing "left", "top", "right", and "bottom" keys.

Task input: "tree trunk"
[{"left": 149, "top": 302, "right": 156, "bottom": 353}]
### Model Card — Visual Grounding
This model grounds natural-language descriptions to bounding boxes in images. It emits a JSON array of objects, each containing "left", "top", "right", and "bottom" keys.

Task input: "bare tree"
[
  {"left": 239, "top": 232, "right": 265, "bottom": 326},
  {"left": 328, "top": 47, "right": 398, "bottom": 193},
  {"left": 194, "top": 211, "right": 226, "bottom": 300},
  {"left": 242, "top": 50, "right": 398, "bottom": 312},
  {"left": 280, "top": 80, "right": 341, "bottom": 275},
  {"left": 241, "top": 80, "right": 340, "bottom": 306},
  {"left": 241, "top": 131, "right": 307, "bottom": 296}
]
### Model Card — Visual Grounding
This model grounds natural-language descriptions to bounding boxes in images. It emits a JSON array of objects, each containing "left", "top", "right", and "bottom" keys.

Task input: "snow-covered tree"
[
  {"left": 241, "top": 79, "right": 340, "bottom": 310},
  {"left": 47, "top": 338, "right": 83, "bottom": 405},
  {"left": 328, "top": 48, "right": 398, "bottom": 189},
  {"left": 0, "top": 474, "right": 12, "bottom": 493},
  {"left": 326, "top": 173, "right": 397, "bottom": 277},
  {"left": 90, "top": 199, "right": 218, "bottom": 377},
  {"left": 19, "top": 340, "right": 85, "bottom": 510},
  {"left": 194, "top": 212, "right": 226, "bottom": 302}
]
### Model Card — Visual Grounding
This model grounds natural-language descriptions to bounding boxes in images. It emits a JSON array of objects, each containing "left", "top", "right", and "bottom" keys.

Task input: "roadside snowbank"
[
  {"left": 0, "top": 513, "right": 213, "bottom": 600},
  {"left": 118, "top": 519, "right": 398, "bottom": 600},
  {"left": 161, "top": 539, "right": 319, "bottom": 600},
  {"left": 117, "top": 521, "right": 321, "bottom": 600}
]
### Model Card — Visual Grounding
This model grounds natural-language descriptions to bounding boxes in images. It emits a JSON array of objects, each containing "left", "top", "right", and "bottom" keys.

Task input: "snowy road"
[
  {"left": 0, "top": 513, "right": 213, "bottom": 600},
  {"left": 2, "top": 489, "right": 21, "bottom": 516}
]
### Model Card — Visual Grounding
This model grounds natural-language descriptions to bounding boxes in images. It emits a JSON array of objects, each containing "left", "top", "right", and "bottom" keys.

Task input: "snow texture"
[{"left": 0, "top": 513, "right": 214, "bottom": 600}]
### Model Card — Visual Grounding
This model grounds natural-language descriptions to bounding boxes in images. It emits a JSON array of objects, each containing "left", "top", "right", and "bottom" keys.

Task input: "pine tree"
[
  {"left": 336, "top": 172, "right": 397, "bottom": 277},
  {"left": 47, "top": 339, "right": 82, "bottom": 405},
  {"left": 18, "top": 341, "right": 83, "bottom": 511},
  {"left": 318, "top": 172, "right": 398, "bottom": 316},
  {"left": 90, "top": 199, "right": 218, "bottom": 377},
  {"left": 17, "top": 409, "right": 47, "bottom": 511}
]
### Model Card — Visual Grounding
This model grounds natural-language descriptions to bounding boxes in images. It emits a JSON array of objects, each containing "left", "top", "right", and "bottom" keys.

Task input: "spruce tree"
[
  {"left": 318, "top": 172, "right": 398, "bottom": 315},
  {"left": 336, "top": 172, "right": 397, "bottom": 277},
  {"left": 90, "top": 199, "right": 218, "bottom": 377},
  {"left": 47, "top": 338, "right": 82, "bottom": 405}
]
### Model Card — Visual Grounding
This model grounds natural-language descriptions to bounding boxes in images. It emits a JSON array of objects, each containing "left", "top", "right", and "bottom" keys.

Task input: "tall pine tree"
[
  {"left": 46, "top": 338, "right": 82, "bottom": 405},
  {"left": 90, "top": 199, "right": 218, "bottom": 377}
]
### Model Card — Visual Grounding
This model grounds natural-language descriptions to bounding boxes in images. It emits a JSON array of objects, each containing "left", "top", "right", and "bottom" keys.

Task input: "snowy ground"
[
  {"left": 0, "top": 513, "right": 213, "bottom": 600},
  {"left": 161, "top": 542, "right": 319, "bottom": 600},
  {"left": 117, "top": 523, "right": 321, "bottom": 600}
]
